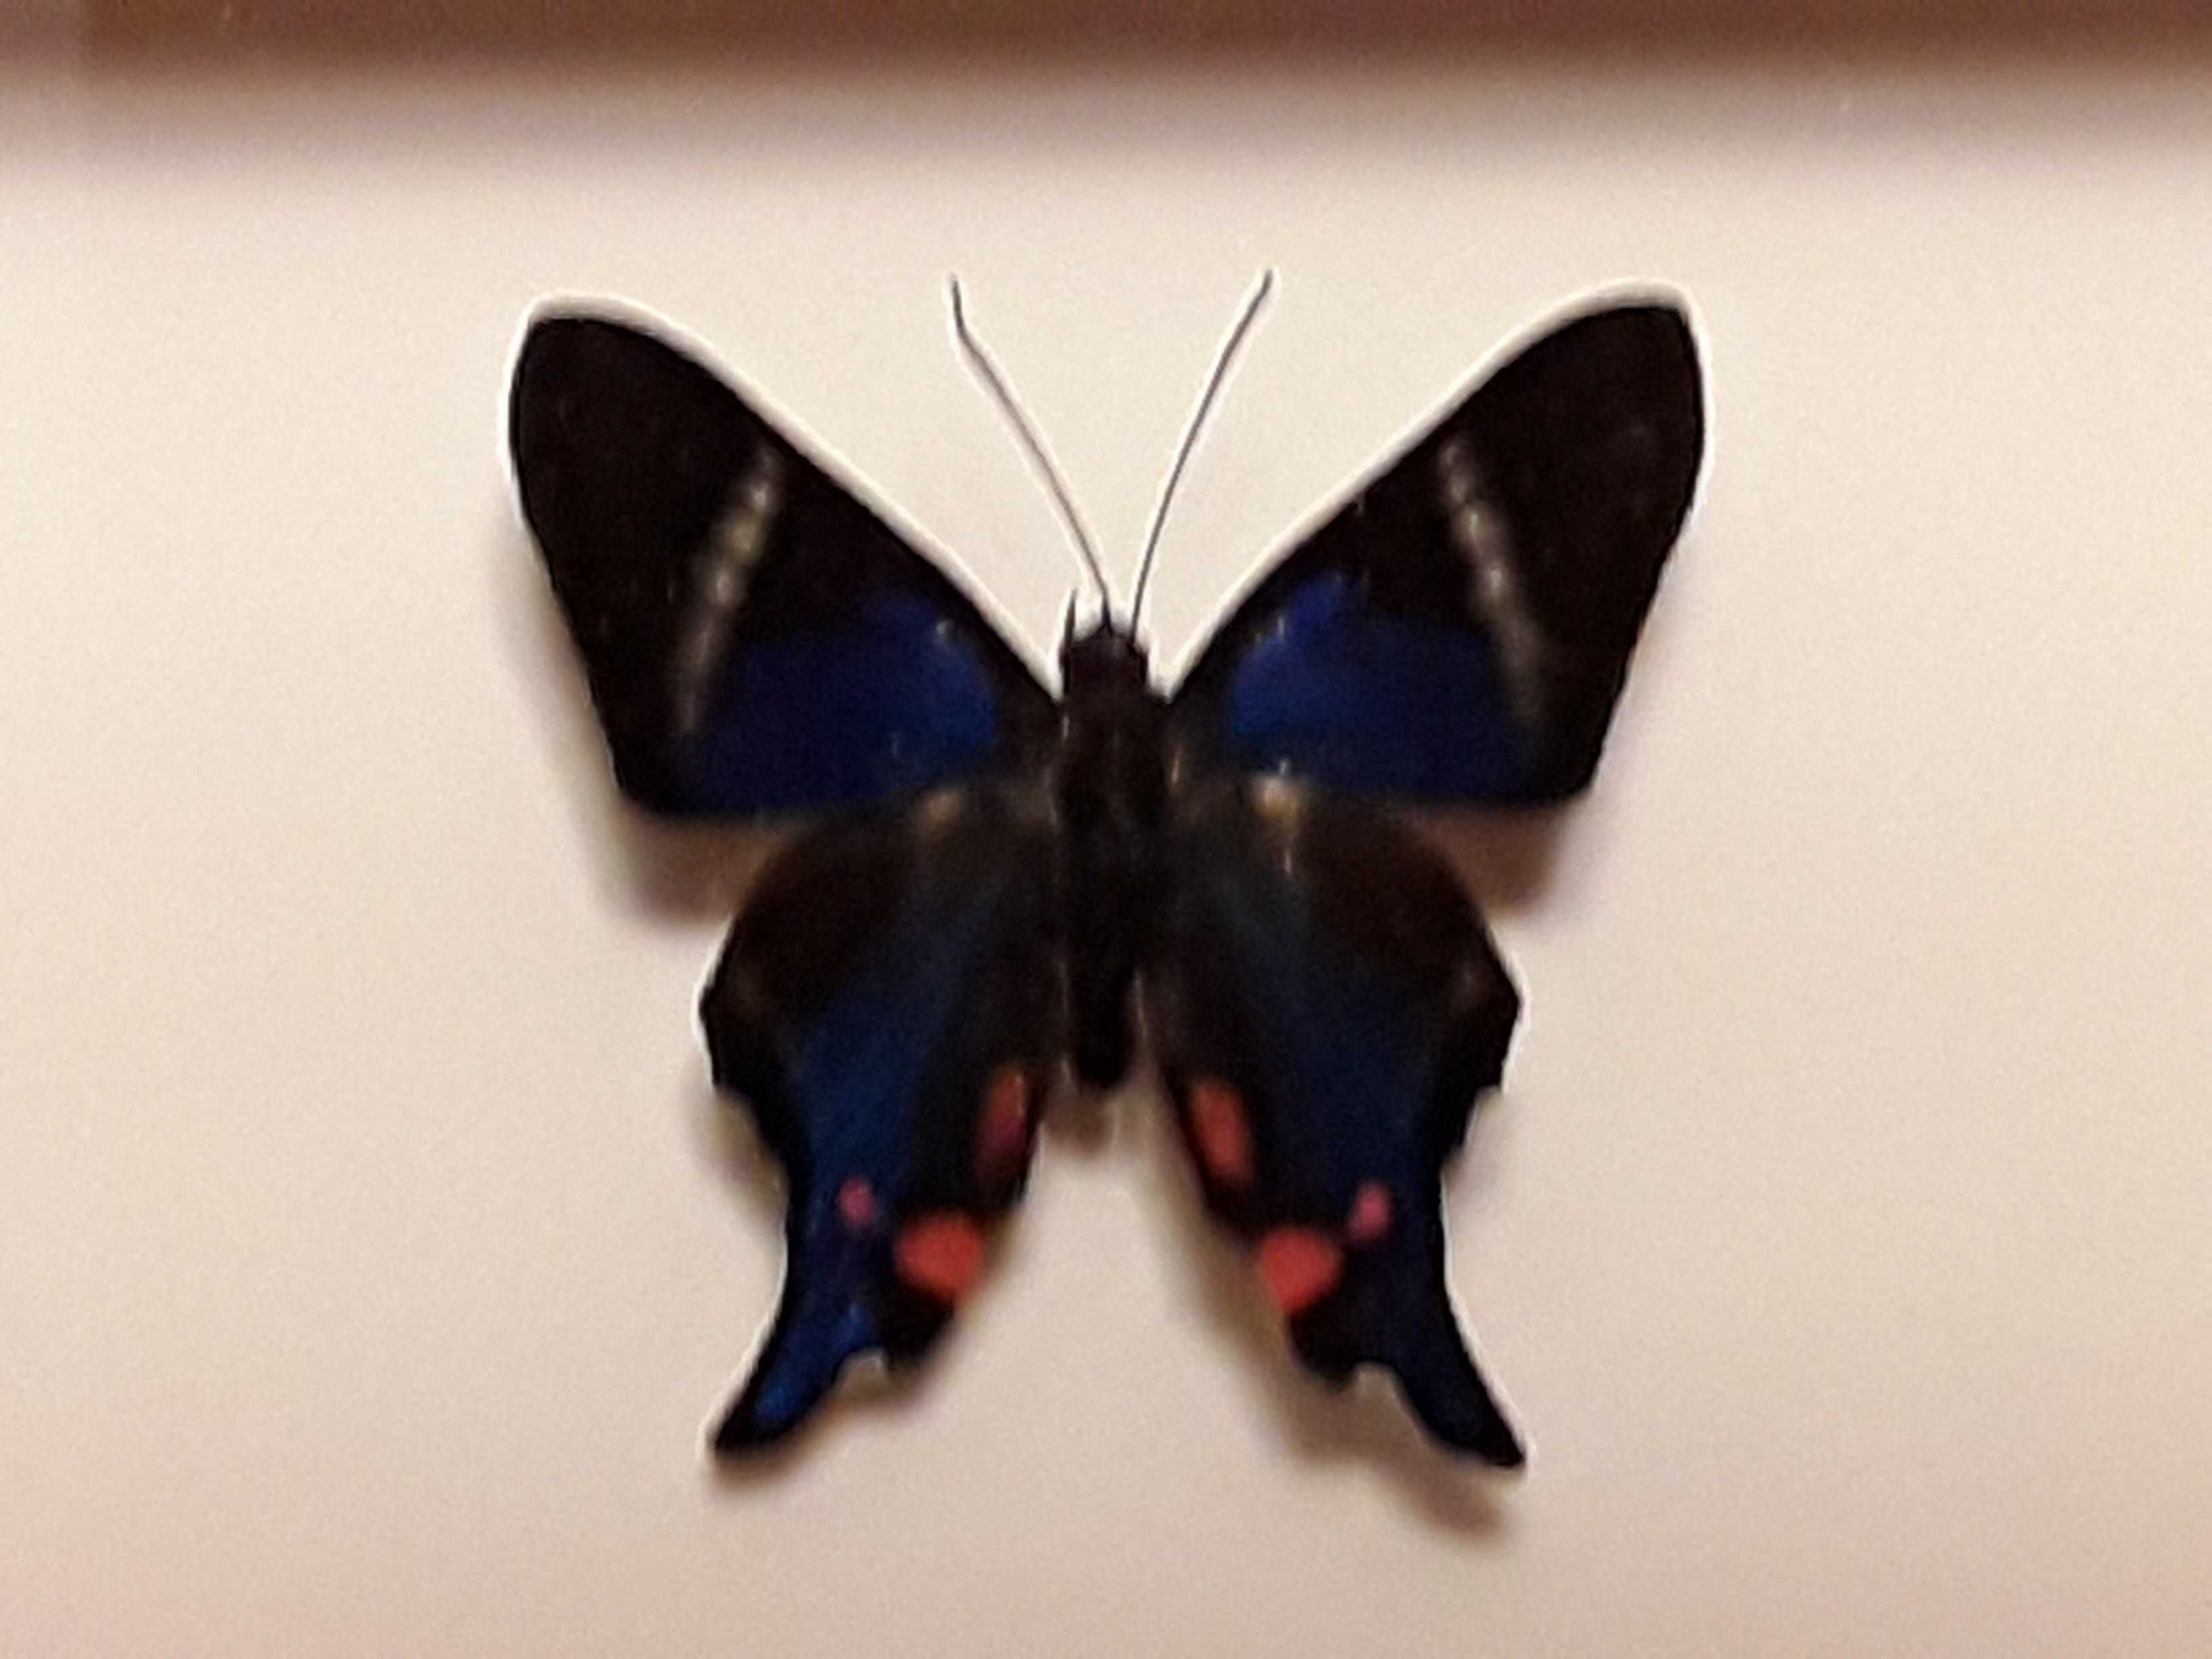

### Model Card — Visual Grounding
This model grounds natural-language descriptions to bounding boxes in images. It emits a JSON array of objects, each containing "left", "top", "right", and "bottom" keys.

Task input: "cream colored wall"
[{"left": 3, "top": 40, "right": 2209, "bottom": 1656}]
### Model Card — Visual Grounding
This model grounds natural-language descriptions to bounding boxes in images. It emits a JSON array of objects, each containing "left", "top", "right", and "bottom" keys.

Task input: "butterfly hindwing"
[
  {"left": 1171, "top": 301, "right": 1702, "bottom": 803},
  {"left": 699, "top": 782, "right": 1063, "bottom": 1448},
  {"left": 511, "top": 313, "right": 1054, "bottom": 816},
  {"left": 1145, "top": 773, "right": 1525, "bottom": 1462}
]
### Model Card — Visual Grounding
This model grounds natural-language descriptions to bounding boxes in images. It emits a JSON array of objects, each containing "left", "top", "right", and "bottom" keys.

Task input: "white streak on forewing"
[
  {"left": 912, "top": 784, "right": 966, "bottom": 838},
  {"left": 1252, "top": 771, "right": 1306, "bottom": 821},
  {"left": 1435, "top": 435, "right": 1546, "bottom": 730},
  {"left": 1250, "top": 772, "right": 1310, "bottom": 880},
  {"left": 672, "top": 443, "right": 785, "bottom": 735}
]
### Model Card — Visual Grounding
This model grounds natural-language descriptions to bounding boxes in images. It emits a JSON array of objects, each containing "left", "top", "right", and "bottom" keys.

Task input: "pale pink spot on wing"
[
  {"left": 1256, "top": 1227, "right": 1342, "bottom": 1317},
  {"left": 836, "top": 1176, "right": 878, "bottom": 1230},
  {"left": 974, "top": 1063, "right": 1033, "bottom": 1181},
  {"left": 1187, "top": 1077, "right": 1254, "bottom": 1187},
  {"left": 1345, "top": 1181, "right": 1393, "bottom": 1244},
  {"left": 893, "top": 1212, "right": 987, "bottom": 1303}
]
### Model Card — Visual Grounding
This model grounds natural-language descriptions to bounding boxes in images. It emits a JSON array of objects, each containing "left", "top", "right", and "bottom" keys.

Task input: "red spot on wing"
[
  {"left": 974, "top": 1063, "right": 1033, "bottom": 1183},
  {"left": 1345, "top": 1181, "right": 1393, "bottom": 1244},
  {"left": 836, "top": 1176, "right": 878, "bottom": 1230},
  {"left": 1256, "top": 1227, "right": 1342, "bottom": 1317},
  {"left": 893, "top": 1212, "right": 987, "bottom": 1303},
  {"left": 1187, "top": 1077, "right": 1254, "bottom": 1187}
]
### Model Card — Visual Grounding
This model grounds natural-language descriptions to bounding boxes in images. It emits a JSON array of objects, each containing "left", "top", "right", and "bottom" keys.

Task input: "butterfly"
[{"left": 508, "top": 281, "right": 1703, "bottom": 1466}]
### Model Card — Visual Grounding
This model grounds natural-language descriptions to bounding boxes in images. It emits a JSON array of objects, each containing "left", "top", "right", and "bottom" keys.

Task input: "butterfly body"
[
  {"left": 511, "top": 294, "right": 1702, "bottom": 1465},
  {"left": 1054, "top": 623, "right": 1170, "bottom": 1087}
]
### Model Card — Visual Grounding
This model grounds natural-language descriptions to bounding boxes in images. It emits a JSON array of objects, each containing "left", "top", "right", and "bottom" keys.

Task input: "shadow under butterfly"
[{"left": 508, "top": 278, "right": 1704, "bottom": 1467}]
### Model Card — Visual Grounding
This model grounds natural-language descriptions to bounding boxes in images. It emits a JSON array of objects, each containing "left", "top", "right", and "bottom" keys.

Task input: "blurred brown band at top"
[{"left": 14, "top": 0, "right": 2212, "bottom": 66}]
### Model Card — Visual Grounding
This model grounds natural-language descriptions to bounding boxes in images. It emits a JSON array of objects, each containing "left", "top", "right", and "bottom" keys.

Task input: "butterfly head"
[{"left": 1059, "top": 610, "right": 1154, "bottom": 699}]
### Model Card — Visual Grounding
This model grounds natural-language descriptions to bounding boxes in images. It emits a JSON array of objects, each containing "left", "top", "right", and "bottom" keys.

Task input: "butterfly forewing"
[
  {"left": 1170, "top": 301, "right": 1702, "bottom": 803},
  {"left": 511, "top": 314, "right": 1053, "bottom": 817}
]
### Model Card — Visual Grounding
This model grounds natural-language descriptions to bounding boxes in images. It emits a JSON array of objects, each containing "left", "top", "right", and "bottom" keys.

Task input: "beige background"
[{"left": 4, "top": 15, "right": 2211, "bottom": 1655}]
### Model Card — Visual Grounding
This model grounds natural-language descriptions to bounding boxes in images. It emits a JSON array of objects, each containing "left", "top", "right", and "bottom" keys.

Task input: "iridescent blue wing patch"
[
  {"left": 1171, "top": 302, "right": 1702, "bottom": 803},
  {"left": 511, "top": 313, "right": 1054, "bottom": 816}
]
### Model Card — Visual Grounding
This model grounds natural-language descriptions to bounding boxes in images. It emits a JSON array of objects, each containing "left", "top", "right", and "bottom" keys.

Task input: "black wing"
[
  {"left": 1170, "top": 301, "right": 1702, "bottom": 803},
  {"left": 1145, "top": 773, "right": 1524, "bottom": 1462},
  {"left": 511, "top": 312, "right": 1055, "bottom": 816}
]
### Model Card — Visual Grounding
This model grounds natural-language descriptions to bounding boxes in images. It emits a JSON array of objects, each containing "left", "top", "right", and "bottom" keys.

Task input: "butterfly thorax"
[{"left": 1055, "top": 624, "right": 1168, "bottom": 1088}]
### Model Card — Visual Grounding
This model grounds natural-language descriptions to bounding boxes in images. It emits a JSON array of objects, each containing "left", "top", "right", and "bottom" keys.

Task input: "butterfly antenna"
[
  {"left": 1129, "top": 268, "right": 1276, "bottom": 626},
  {"left": 948, "top": 278, "right": 1115, "bottom": 623}
]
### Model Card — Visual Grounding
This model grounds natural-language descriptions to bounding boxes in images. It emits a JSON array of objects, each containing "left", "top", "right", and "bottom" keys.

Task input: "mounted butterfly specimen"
[{"left": 509, "top": 279, "right": 1702, "bottom": 1467}]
